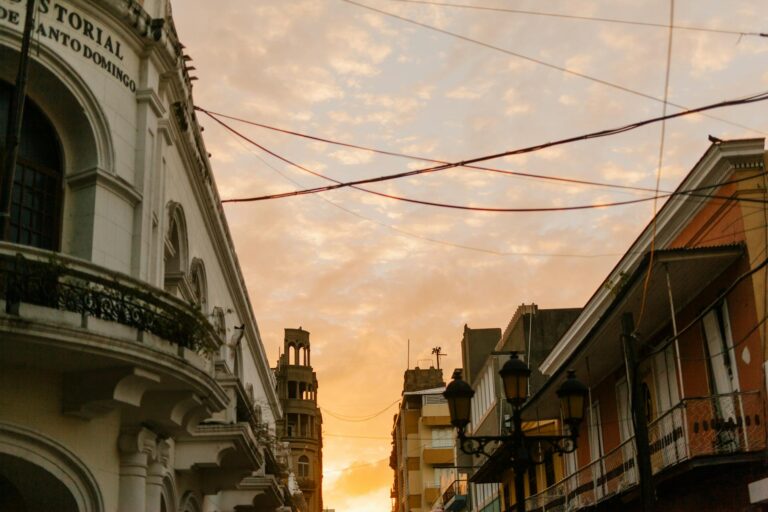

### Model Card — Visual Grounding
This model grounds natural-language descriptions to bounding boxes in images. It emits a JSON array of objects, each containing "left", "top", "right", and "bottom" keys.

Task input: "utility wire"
[
  {"left": 341, "top": 0, "right": 766, "bottom": 136},
  {"left": 200, "top": 91, "right": 768, "bottom": 207},
  {"left": 202, "top": 107, "right": 664, "bottom": 211},
  {"left": 320, "top": 398, "right": 401, "bottom": 422},
  {"left": 643, "top": 255, "right": 768, "bottom": 361},
  {"left": 214, "top": 116, "right": 767, "bottom": 214},
  {"left": 199, "top": 106, "right": 666, "bottom": 196},
  {"left": 637, "top": 0, "right": 675, "bottom": 328},
  {"left": 215, "top": 114, "right": 628, "bottom": 258},
  {"left": 209, "top": 107, "right": 765, "bottom": 211},
  {"left": 385, "top": 0, "right": 768, "bottom": 38}
]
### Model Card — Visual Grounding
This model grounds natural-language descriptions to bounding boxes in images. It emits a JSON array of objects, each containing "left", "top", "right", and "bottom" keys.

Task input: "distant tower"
[{"left": 275, "top": 328, "right": 323, "bottom": 512}]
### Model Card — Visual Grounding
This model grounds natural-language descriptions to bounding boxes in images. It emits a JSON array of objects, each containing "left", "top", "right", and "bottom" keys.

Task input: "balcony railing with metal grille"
[
  {"left": 0, "top": 247, "right": 219, "bottom": 352},
  {"left": 525, "top": 391, "right": 765, "bottom": 512}
]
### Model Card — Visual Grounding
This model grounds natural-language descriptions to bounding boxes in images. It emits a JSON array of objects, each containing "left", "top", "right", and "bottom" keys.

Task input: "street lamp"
[{"left": 443, "top": 353, "right": 588, "bottom": 512}]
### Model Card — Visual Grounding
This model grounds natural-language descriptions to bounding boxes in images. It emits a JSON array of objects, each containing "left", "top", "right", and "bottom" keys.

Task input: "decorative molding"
[
  {"left": 63, "top": 367, "right": 161, "bottom": 419},
  {"left": 0, "top": 422, "right": 105, "bottom": 512},
  {"left": 136, "top": 88, "right": 166, "bottom": 117},
  {"left": 67, "top": 167, "right": 143, "bottom": 206},
  {"left": 119, "top": 426, "right": 158, "bottom": 457}
]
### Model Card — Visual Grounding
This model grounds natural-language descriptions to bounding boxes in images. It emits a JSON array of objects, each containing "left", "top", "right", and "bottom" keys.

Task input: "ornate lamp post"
[{"left": 443, "top": 353, "right": 588, "bottom": 512}]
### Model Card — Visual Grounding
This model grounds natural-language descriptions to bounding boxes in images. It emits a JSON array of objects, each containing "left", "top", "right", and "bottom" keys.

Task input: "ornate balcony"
[
  {"left": 525, "top": 391, "right": 765, "bottom": 511},
  {"left": 0, "top": 243, "right": 227, "bottom": 428}
]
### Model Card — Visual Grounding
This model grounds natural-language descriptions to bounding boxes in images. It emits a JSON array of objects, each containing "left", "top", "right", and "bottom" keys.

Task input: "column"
[
  {"left": 118, "top": 427, "right": 157, "bottom": 512},
  {"left": 146, "top": 439, "right": 170, "bottom": 512}
]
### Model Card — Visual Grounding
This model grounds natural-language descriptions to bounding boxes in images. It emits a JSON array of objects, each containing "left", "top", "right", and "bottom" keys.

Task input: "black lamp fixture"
[{"left": 443, "top": 352, "right": 588, "bottom": 512}]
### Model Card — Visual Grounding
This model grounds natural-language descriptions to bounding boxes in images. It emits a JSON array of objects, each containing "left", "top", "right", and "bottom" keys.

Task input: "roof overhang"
[
  {"left": 524, "top": 243, "right": 744, "bottom": 420},
  {"left": 540, "top": 138, "right": 764, "bottom": 378}
]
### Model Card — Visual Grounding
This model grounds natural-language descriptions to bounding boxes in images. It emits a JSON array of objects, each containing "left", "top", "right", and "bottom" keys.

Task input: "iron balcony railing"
[
  {"left": 442, "top": 478, "right": 469, "bottom": 508},
  {"left": 0, "top": 247, "right": 219, "bottom": 352},
  {"left": 525, "top": 391, "right": 765, "bottom": 512}
]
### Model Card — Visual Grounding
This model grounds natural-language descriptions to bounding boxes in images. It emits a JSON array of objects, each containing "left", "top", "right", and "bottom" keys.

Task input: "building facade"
[
  {"left": 0, "top": 0, "right": 293, "bottom": 510},
  {"left": 521, "top": 139, "right": 768, "bottom": 511},
  {"left": 274, "top": 328, "right": 324, "bottom": 512},
  {"left": 390, "top": 367, "right": 457, "bottom": 512},
  {"left": 458, "top": 307, "right": 581, "bottom": 512}
]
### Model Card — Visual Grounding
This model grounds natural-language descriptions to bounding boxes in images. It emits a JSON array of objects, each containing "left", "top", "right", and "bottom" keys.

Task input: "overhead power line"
[
  {"left": 198, "top": 106, "right": 665, "bottom": 196},
  {"left": 216, "top": 117, "right": 631, "bottom": 258},
  {"left": 341, "top": 0, "right": 766, "bottom": 136},
  {"left": 386, "top": 0, "right": 768, "bottom": 38},
  {"left": 225, "top": 129, "right": 615, "bottom": 257},
  {"left": 320, "top": 399, "right": 401, "bottom": 422},
  {"left": 201, "top": 91, "right": 768, "bottom": 207},
  {"left": 637, "top": 0, "right": 676, "bottom": 329}
]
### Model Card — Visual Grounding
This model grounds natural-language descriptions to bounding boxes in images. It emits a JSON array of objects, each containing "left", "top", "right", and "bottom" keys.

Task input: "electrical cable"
[
  {"left": 340, "top": 0, "right": 767, "bottom": 136},
  {"left": 201, "top": 107, "right": 665, "bottom": 211},
  {"left": 637, "top": 0, "right": 675, "bottom": 329},
  {"left": 214, "top": 106, "right": 765, "bottom": 211},
  {"left": 677, "top": 313, "right": 768, "bottom": 362},
  {"left": 320, "top": 398, "right": 401, "bottom": 422},
  {"left": 643, "top": 254, "right": 768, "bottom": 361},
  {"left": 201, "top": 90, "right": 768, "bottom": 205},
  {"left": 198, "top": 106, "right": 666, "bottom": 196},
  {"left": 385, "top": 0, "right": 768, "bottom": 38},
  {"left": 218, "top": 117, "right": 629, "bottom": 257}
]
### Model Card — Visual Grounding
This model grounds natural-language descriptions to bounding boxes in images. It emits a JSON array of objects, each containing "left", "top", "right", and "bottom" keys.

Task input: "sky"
[{"left": 172, "top": 1, "right": 768, "bottom": 510}]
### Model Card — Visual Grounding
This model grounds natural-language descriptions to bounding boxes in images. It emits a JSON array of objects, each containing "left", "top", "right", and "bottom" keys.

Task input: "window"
[
  {"left": 1, "top": 81, "right": 63, "bottom": 250},
  {"left": 431, "top": 428, "right": 453, "bottom": 448},
  {"left": 470, "top": 366, "right": 497, "bottom": 428},
  {"left": 543, "top": 450, "right": 555, "bottom": 488},
  {"left": 298, "top": 455, "right": 310, "bottom": 478},
  {"left": 286, "top": 413, "right": 298, "bottom": 437}
]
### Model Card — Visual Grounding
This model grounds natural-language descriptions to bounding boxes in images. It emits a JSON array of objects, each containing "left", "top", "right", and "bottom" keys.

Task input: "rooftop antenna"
[{"left": 432, "top": 346, "right": 447, "bottom": 370}]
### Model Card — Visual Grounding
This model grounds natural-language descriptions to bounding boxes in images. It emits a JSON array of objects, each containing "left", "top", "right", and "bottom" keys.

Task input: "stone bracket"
[{"left": 63, "top": 367, "right": 161, "bottom": 419}]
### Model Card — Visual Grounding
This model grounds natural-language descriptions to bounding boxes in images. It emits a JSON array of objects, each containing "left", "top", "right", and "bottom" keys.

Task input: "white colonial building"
[{"left": 0, "top": 0, "right": 295, "bottom": 510}]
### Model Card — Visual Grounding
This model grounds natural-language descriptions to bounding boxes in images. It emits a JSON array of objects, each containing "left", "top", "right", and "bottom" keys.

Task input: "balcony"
[
  {"left": 525, "top": 391, "right": 765, "bottom": 511},
  {"left": 441, "top": 478, "right": 468, "bottom": 512},
  {"left": 423, "top": 441, "right": 454, "bottom": 465},
  {"left": 0, "top": 244, "right": 226, "bottom": 426}
]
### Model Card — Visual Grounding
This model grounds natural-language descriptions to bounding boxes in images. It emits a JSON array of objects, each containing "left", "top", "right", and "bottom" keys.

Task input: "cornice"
[
  {"left": 136, "top": 88, "right": 166, "bottom": 117},
  {"left": 67, "top": 166, "right": 143, "bottom": 205}
]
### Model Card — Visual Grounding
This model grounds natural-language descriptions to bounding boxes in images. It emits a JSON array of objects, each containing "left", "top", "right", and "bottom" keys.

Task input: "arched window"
[
  {"left": 163, "top": 202, "right": 188, "bottom": 295},
  {"left": 189, "top": 258, "right": 207, "bottom": 313},
  {"left": 1, "top": 81, "right": 63, "bottom": 250},
  {"left": 297, "top": 456, "right": 310, "bottom": 478}
]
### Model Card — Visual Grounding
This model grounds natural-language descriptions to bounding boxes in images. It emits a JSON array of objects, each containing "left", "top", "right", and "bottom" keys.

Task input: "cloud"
[
  {"left": 174, "top": 4, "right": 768, "bottom": 512},
  {"left": 503, "top": 88, "right": 532, "bottom": 116},
  {"left": 445, "top": 81, "right": 494, "bottom": 100},
  {"left": 329, "top": 149, "right": 375, "bottom": 165}
]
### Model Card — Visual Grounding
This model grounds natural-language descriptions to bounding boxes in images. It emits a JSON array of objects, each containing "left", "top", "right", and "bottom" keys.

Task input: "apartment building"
[{"left": 390, "top": 367, "right": 457, "bottom": 512}]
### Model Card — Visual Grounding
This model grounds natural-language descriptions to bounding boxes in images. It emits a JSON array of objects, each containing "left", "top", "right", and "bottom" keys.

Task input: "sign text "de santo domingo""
[{"left": 1, "top": 0, "right": 137, "bottom": 92}]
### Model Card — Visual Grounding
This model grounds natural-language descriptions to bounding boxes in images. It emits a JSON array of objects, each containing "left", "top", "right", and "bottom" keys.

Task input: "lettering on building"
[{"left": 0, "top": 0, "right": 136, "bottom": 92}]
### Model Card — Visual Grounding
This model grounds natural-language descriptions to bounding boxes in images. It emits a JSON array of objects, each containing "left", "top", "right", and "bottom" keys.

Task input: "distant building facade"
[
  {"left": 463, "top": 307, "right": 580, "bottom": 511},
  {"left": 390, "top": 367, "right": 457, "bottom": 512},
  {"left": 275, "top": 328, "right": 324, "bottom": 512}
]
